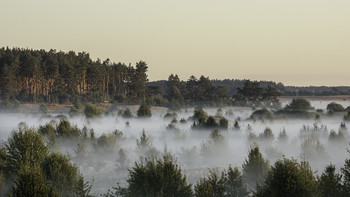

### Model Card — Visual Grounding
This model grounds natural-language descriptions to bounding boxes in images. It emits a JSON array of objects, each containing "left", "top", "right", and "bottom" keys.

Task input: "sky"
[{"left": 1, "top": 0, "right": 350, "bottom": 86}]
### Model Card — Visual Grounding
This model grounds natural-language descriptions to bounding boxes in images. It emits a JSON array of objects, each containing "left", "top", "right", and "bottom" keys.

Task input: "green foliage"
[
  {"left": 137, "top": 104, "right": 152, "bottom": 118},
  {"left": 318, "top": 164, "right": 343, "bottom": 197},
  {"left": 341, "top": 156, "right": 350, "bottom": 195},
  {"left": 179, "top": 118, "right": 187, "bottom": 124},
  {"left": 259, "top": 128, "right": 274, "bottom": 142},
  {"left": 1, "top": 124, "right": 91, "bottom": 197},
  {"left": 0, "top": 99, "right": 21, "bottom": 109},
  {"left": 262, "top": 86, "right": 280, "bottom": 103},
  {"left": 11, "top": 164, "right": 58, "bottom": 197},
  {"left": 299, "top": 123, "right": 328, "bottom": 141},
  {"left": 75, "top": 176, "right": 93, "bottom": 197},
  {"left": 233, "top": 81, "right": 280, "bottom": 107},
  {"left": 84, "top": 104, "right": 102, "bottom": 118},
  {"left": 276, "top": 98, "right": 313, "bottom": 118},
  {"left": 251, "top": 108, "right": 274, "bottom": 120},
  {"left": 195, "top": 166, "right": 248, "bottom": 197},
  {"left": 236, "top": 80, "right": 263, "bottom": 102},
  {"left": 193, "top": 107, "right": 208, "bottom": 122},
  {"left": 315, "top": 114, "right": 321, "bottom": 121},
  {"left": 73, "top": 97, "right": 83, "bottom": 109},
  {"left": 285, "top": 98, "right": 312, "bottom": 111},
  {"left": 255, "top": 158, "right": 319, "bottom": 197},
  {"left": 146, "top": 94, "right": 169, "bottom": 106},
  {"left": 56, "top": 118, "right": 81, "bottom": 138},
  {"left": 5, "top": 126, "right": 48, "bottom": 177},
  {"left": 164, "top": 112, "right": 177, "bottom": 119},
  {"left": 210, "top": 129, "right": 225, "bottom": 144},
  {"left": 327, "top": 102, "right": 345, "bottom": 112},
  {"left": 344, "top": 111, "right": 350, "bottom": 121},
  {"left": 233, "top": 120, "right": 240, "bottom": 130},
  {"left": 95, "top": 133, "right": 117, "bottom": 154},
  {"left": 219, "top": 117, "right": 228, "bottom": 129},
  {"left": 277, "top": 129, "right": 288, "bottom": 143},
  {"left": 195, "top": 169, "right": 226, "bottom": 197},
  {"left": 328, "top": 130, "right": 346, "bottom": 145},
  {"left": 117, "top": 148, "right": 128, "bottom": 168},
  {"left": 167, "top": 74, "right": 184, "bottom": 104},
  {"left": 122, "top": 108, "right": 133, "bottom": 118},
  {"left": 225, "top": 166, "right": 249, "bottom": 197},
  {"left": 301, "top": 138, "right": 327, "bottom": 161},
  {"left": 41, "top": 152, "right": 80, "bottom": 196},
  {"left": 192, "top": 108, "right": 227, "bottom": 129},
  {"left": 0, "top": 171, "right": 4, "bottom": 194},
  {"left": 242, "top": 146, "right": 270, "bottom": 189},
  {"left": 116, "top": 155, "right": 193, "bottom": 197},
  {"left": 136, "top": 130, "right": 152, "bottom": 153},
  {"left": 205, "top": 116, "right": 219, "bottom": 128},
  {"left": 184, "top": 75, "right": 227, "bottom": 103},
  {"left": 276, "top": 109, "right": 312, "bottom": 119}
]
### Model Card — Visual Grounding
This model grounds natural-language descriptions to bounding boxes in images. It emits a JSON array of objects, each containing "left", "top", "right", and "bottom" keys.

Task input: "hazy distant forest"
[
  {"left": 1, "top": 47, "right": 350, "bottom": 107},
  {"left": 2, "top": 47, "right": 350, "bottom": 197}
]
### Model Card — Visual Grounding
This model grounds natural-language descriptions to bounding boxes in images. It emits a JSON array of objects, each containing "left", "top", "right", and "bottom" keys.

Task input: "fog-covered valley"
[{"left": 1, "top": 98, "right": 350, "bottom": 195}]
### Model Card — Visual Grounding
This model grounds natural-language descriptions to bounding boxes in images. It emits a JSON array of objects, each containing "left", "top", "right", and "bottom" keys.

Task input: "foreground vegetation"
[{"left": 1, "top": 115, "right": 350, "bottom": 196}]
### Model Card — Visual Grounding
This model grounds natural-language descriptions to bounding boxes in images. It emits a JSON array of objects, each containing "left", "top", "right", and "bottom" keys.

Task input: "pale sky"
[{"left": 1, "top": 0, "right": 349, "bottom": 86}]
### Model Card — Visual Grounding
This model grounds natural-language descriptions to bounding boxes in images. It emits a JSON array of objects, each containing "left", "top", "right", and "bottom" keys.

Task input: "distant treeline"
[
  {"left": 1, "top": 47, "right": 349, "bottom": 106},
  {"left": 150, "top": 79, "right": 350, "bottom": 97}
]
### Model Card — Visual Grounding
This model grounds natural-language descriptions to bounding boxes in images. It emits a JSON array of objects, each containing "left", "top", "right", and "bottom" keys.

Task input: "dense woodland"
[
  {"left": 1, "top": 47, "right": 350, "bottom": 108},
  {"left": 2, "top": 47, "right": 350, "bottom": 196}
]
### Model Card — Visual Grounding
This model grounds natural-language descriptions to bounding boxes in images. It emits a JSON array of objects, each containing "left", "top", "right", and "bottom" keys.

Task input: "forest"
[
  {"left": 1, "top": 47, "right": 350, "bottom": 108},
  {"left": 1, "top": 47, "right": 350, "bottom": 197}
]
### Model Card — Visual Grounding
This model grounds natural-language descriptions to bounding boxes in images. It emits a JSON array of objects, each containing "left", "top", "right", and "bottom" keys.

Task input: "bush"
[
  {"left": 275, "top": 109, "right": 312, "bottom": 119},
  {"left": 164, "top": 112, "right": 177, "bottom": 119},
  {"left": 179, "top": 118, "right": 187, "bottom": 124},
  {"left": 56, "top": 118, "right": 81, "bottom": 138},
  {"left": 327, "top": 102, "right": 345, "bottom": 112},
  {"left": 137, "top": 104, "right": 152, "bottom": 118},
  {"left": 344, "top": 111, "right": 350, "bottom": 121},
  {"left": 114, "top": 155, "right": 193, "bottom": 197},
  {"left": 285, "top": 98, "right": 312, "bottom": 110},
  {"left": 346, "top": 106, "right": 350, "bottom": 112},
  {"left": 192, "top": 107, "right": 208, "bottom": 123},
  {"left": 219, "top": 117, "right": 228, "bottom": 129},
  {"left": 205, "top": 116, "right": 219, "bottom": 128},
  {"left": 122, "top": 108, "right": 133, "bottom": 118},
  {"left": 251, "top": 108, "right": 274, "bottom": 120},
  {"left": 259, "top": 127, "right": 274, "bottom": 142},
  {"left": 0, "top": 99, "right": 20, "bottom": 109},
  {"left": 84, "top": 104, "right": 102, "bottom": 118},
  {"left": 278, "top": 129, "right": 288, "bottom": 143}
]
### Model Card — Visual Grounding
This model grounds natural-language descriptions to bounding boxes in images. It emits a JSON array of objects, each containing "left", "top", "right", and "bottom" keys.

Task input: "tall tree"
[
  {"left": 242, "top": 146, "right": 270, "bottom": 190},
  {"left": 133, "top": 61, "right": 148, "bottom": 103},
  {"left": 255, "top": 158, "right": 319, "bottom": 197},
  {"left": 167, "top": 74, "right": 184, "bottom": 103},
  {"left": 236, "top": 80, "right": 263, "bottom": 102},
  {"left": 318, "top": 164, "right": 343, "bottom": 197}
]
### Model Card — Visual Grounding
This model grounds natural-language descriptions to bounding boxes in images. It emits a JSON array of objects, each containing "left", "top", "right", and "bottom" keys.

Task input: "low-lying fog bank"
[{"left": 1, "top": 99, "right": 350, "bottom": 195}]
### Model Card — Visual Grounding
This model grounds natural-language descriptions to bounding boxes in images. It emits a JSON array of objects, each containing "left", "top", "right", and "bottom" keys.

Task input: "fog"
[{"left": 0, "top": 99, "right": 349, "bottom": 195}]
